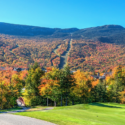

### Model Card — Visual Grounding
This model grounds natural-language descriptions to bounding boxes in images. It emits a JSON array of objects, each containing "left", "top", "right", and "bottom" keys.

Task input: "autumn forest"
[
  {"left": 1, "top": 33, "right": 125, "bottom": 72},
  {"left": 1, "top": 23, "right": 125, "bottom": 109}
]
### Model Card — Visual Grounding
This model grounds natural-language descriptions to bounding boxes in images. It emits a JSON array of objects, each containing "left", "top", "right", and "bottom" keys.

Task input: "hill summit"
[{"left": 0, "top": 22, "right": 125, "bottom": 44}]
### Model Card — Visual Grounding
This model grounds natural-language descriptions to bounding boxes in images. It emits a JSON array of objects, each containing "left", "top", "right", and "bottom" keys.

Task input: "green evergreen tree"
[
  {"left": 91, "top": 79, "right": 107, "bottom": 102},
  {"left": 60, "top": 65, "right": 76, "bottom": 106},
  {"left": 25, "top": 62, "right": 44, "bottom": 106}
]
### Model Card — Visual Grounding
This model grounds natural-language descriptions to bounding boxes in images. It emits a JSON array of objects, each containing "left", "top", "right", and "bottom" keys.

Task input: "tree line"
[{"left": 0, "top": 63, "right": 125, "bottom": 109}]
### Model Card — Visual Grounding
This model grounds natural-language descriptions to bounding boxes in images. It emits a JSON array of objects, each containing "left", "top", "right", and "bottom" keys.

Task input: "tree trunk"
[
  {"left": 61, "top": 95, "right": 62, "bottom": 106},
  {"left": 54, "top": 101, "right": 56, "bottom": 107},
  {"left": 47, "top": 97, "right": 48, "bottom": 106},
  {"left": 72, "top": 100, "right": 74, "bottom": 105},
  {"left": 65, "top": 97, "right": 68, "bottom": 106}
]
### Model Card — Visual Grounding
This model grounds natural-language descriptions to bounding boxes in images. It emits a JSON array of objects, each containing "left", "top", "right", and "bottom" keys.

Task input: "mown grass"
[
  {"left": 16, "top": 103, "right": 125, "bottom": 125},
  {"left": 26, "top": 105, "right": 47, "bottom": 111}
]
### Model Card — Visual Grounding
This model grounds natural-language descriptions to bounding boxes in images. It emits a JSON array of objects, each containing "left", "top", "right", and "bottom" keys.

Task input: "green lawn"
[
  {"left": 26, "top": 105, "right": 47, "bottom": 111},
  {"left": 16, "top": 103, "right": 125, "bottom": 125}
]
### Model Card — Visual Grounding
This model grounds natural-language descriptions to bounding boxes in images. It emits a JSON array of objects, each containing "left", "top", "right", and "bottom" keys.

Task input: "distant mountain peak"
[
  {"left": 0, "top": 22, "right": 125, "bottom": 42},
  {"left": 98, "top": 25, "right": 124, "bottom": 29}
]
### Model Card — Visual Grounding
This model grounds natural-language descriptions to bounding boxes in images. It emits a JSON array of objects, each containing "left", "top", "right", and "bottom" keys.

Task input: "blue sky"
[{"left": 0, "top": 0, "right": 125, "bottom": 29}]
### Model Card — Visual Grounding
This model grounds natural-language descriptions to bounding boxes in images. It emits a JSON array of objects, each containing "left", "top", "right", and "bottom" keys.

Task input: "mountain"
[
  {"left": 0, "top": 22, "right": 125, "bottom": 44},
  {"left": 0, "top": 22, "right": 125, "bottom": 71},
  {"left": 0, "top": 22, "right": 79, "bottom": 38},
  {"left": 72, "top": 25, "right": 125, "bottom": 44}
]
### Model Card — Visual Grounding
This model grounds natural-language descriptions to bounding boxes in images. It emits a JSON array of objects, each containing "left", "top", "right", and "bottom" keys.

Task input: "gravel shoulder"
[{"left": 0, "top": 114, "right": 56, "bottom": 125}]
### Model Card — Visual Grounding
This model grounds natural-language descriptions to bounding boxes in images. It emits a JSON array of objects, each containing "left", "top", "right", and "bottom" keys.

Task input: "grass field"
[
  {"left": 16, "top": 103, "right": 125, "bottom": 125},
  {"left": 26, "top": 106, "right": 47, "bottom": 111}
]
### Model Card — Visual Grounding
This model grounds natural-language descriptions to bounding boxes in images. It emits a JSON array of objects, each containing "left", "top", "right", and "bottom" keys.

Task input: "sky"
[{"left": 0, "top": 0, "right": 125, "bottom": 29}]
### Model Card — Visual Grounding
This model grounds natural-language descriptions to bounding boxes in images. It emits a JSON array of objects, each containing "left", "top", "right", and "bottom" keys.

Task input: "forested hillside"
[
  {"left": 0, "top": 22, "right": 78, "bottom": 38},
  {"left": 68, "top": 39, "right": 125, "bottom": 72},
  {"left": 73, "top": 25, "right": 125, "bottom": 44},
  {"left": 1, "top": 22, "right": 125, "bottom": 72},
  {"left": 0, "top": 34, "right": 67, "bottom": 68}
]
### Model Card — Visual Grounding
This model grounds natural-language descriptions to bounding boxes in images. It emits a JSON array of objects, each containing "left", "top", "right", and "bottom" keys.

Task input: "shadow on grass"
[{"left": 89, "top": 103, "right": 122, "bottom": 108}]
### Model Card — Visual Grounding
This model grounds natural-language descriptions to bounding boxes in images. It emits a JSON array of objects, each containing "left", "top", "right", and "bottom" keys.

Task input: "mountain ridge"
[
  {"left": 0, "top": 22, "right": 79, "bottom": 37},
  {"left": 0, "top": 22, "right": 125, "bottom": 44},
  {"left": 0, "top": 22, "right": 125, "bottom": 71}
]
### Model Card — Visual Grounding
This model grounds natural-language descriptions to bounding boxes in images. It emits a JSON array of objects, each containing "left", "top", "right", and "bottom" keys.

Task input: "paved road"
[
  {"left": 0, "top": 107, "right": 54, "bottom": 114},
  {"left": 0, "top": 114, "right": 56, "bottom": 125},
  {"left": 0, "top": 107, "right": 30, "bottom": 114}
]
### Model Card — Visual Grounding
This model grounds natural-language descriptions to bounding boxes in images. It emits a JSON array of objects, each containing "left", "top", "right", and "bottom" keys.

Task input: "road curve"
[{"left": 0, "top": 114, "right": 56, "bottom": 125}]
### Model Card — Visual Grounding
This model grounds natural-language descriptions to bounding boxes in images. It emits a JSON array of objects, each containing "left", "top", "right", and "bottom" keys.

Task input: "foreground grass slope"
[{"left": 16, "top": 103, "right": 125, "bottom": 125}]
